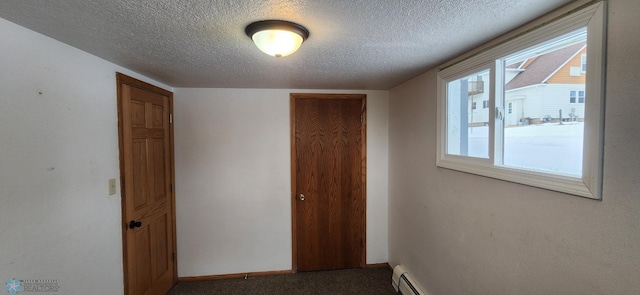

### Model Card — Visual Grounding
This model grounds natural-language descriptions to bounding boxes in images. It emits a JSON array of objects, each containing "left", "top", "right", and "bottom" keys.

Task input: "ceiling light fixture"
[{"left": 245, "top": 20, "right": 309, "bottom": 58}]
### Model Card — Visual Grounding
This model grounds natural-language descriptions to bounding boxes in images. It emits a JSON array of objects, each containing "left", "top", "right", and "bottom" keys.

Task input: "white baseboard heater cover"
[{"left": 392, "top": 265, "right": 425, "bottom": 295}]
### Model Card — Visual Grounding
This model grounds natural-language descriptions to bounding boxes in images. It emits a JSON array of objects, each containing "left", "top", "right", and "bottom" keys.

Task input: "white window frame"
[{"left": 436, "top": 2, "right": 606, "bottom": 199}]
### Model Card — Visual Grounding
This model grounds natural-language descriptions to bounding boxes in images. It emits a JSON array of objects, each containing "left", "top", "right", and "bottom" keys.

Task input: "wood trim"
[
  {"left": 116, "top": 75, "right": 128, "bottom": 295},
  {"left": 116, "top": 72, "right": 176, "bottom": 294},
  {"left": 289, "top": 97, "right": 298, "bottom": 273},
  {"left": 289, "top": 93, "right": 367, "bottom": 100},
  {"left": 179, "top": 270, "right": 293, "bottom": 282},
  {"left": 179, "top": 265, "right": 389, "bottom": 283},
  {"left": 169, "top": 92, "right": 178, "bottom": 282},
  {"left": 289, "top": 93, "right": 367, "bottom": 271},
  {"left": 366, "top": 263, "right": 392, "bottom": 271},
  {"left": 361, "top": 97, "right": 367, "bottom": 268},
  {"left": 116, "top": 73, "right": 172, "bottom": 97}
]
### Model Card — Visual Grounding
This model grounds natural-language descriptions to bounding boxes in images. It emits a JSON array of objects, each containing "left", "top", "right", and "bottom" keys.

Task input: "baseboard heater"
[{"left": 392, "top": 265, "right": 425, "bottom": 295}]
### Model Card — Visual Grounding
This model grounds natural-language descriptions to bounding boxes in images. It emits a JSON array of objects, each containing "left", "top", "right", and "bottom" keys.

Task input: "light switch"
[{"left": 109, "top": 178, "right": 117, "bottom": 195}]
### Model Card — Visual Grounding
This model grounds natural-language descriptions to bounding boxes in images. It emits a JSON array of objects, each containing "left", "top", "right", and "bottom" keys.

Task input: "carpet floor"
[{"left": 167, "top": 267, "right": 397, "bottom": 295}]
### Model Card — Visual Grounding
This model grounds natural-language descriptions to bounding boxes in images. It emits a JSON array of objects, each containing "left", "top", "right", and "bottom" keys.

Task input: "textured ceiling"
[{"left": 0, "top": 0, "right": 572, "bottom": 90}]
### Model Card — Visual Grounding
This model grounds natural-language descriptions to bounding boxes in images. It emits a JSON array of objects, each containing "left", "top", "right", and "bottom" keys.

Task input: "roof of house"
[
  {"left": 506, "top": 61, "right": 523, "bottom": 69},
  {"left": 505, "top": 42, "right": 586, "bottom": 90}
]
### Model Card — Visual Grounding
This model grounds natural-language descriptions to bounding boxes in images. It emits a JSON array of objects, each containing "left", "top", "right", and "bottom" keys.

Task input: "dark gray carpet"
[{"left": 167, "top": 268, "right": 397, "bottom": 295}]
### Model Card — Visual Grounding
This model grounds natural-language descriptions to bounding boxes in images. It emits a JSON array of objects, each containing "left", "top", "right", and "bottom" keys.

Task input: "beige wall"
[{"left": 388, "top": 0, "right": 640, "bottom": 294}]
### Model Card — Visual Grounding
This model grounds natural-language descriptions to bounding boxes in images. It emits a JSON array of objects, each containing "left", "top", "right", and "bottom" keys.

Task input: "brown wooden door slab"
[
  {"left": 117, "top": 73, "right": 176, "bottom": 295},
  {"left": 291, "top": 93, "right": 366, "bottom": 272}
]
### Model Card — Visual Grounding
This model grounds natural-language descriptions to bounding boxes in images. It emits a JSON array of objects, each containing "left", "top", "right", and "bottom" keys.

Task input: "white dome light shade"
[
  {"left": 246, "top": 20, "right": 309, "bottom": 58},
  {"left": 252, "top": 29, "right": 304, "bottom": 57}
]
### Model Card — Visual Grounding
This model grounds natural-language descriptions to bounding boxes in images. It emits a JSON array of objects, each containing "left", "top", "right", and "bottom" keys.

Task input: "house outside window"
[
  {"left": 436, "top": 2, "right": 606, "bottom": 199},
  {"left": 446, "top": 70, "right": 491, "bottom": 158}
]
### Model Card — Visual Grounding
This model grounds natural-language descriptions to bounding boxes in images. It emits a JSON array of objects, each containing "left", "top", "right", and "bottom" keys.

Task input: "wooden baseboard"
[
  {"left": 179, "top": 270, "right": 292, "bottom": 282},
  {"left": 366, "top": 263, "right": 392, "bottom": 270},
  {"left": 180, "top": 264, "right": 392, "bottom": 282}
]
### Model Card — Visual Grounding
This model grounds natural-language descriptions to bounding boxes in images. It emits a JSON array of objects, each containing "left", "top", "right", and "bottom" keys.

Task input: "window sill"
[{"left": 436, "top": 158, "right": 599, "bottom": 199}]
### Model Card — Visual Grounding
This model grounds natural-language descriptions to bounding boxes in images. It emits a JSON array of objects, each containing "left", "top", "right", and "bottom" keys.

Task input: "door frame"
[
  {"left": 289, "top": 93, "right": 367, "bottom": 272},
  {"left": 116, "top": 73, "right": 178, "bottom": 294}
]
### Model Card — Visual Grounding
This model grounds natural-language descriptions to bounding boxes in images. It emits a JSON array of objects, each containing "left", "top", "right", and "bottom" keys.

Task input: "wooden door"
[
  {"left": 291, "top": 93, "right": 366, "bottom": 272},
  {"left": 117, "top": 73, "right": 176, "bottom": 295}
]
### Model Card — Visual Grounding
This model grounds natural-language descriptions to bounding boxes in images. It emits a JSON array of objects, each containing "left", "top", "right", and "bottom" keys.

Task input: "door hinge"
[
  {"left": 169, "top": 113, "right": 173, "bottom": 124},
  {"left": 360, "top": 113, "right": 363, "bottom": 123},
  {"left": 172, "top": 252, "right": 176, "bottom": 261},
  {"left": 170, "top": 183, "right": 173, "bottom": 193}
]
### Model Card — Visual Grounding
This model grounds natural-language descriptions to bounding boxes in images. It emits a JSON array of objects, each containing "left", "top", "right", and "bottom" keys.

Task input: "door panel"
[
  {"left": 133, "top": 226, "right": 152, "bottom": 294},
  {"left": 152, "top": 139, "right": 166, "bottom": 202},
  {"left": 132, "top": 139, "right": 149, "bottom": 210},
  {"left": 118, "top": 73, "right": 176, "bottom": 295},
  {"left": 154, "top": 214, "right": 169, "bottom": 276},
  {"left": 292, "top": 94, "right": 365, "bottom": 272}
]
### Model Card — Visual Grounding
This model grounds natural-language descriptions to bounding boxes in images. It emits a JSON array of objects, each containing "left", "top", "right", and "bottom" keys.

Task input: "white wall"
[
  {"left": 0, "top": 18, "right": 170, "bottom": 295},
  {"left": 388, "top": 0, "right": 640, "bottom": 293},
  {"left": 173, "top": 88, "right": 388, "bottom": 277}
]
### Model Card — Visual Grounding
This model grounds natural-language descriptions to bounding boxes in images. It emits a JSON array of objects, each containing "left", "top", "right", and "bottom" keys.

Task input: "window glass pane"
[
  {"left": 502, "top": 29, "right": 586, "bottom": 176},
  {"left": 446, "top": 70, "right": 490, "bottom": 158},
  {"left": 578, "top": 91, "right": 585, "bottom": 103}
]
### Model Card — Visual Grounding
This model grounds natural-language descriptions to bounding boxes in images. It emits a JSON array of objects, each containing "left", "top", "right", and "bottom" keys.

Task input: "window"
[
  {"left": 570, "top": 90, "right": 585, "bottom": 104},
  {"left": 578, "top": 90, "right": 585, "bottom": 103},
  {"left": 472, "top": 102, "right": 477, "bottom": 110},
  {"left": 446, "top": 69, "right": 491, "bottom": 158},
  {"left": 437, "top": 2, "right": 605, "bottom": 199},
  {"left": 581, "top": 54, "right": 587, "bottom": 72}
]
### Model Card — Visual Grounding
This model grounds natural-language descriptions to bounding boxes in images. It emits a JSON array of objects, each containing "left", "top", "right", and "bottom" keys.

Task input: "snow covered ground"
[{"left": 467, "top": 122, "right": 584, "bottom": 176}]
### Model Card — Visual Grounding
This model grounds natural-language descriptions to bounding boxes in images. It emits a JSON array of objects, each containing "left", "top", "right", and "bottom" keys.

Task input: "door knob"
[
  {"left": 129, "top": 220, "right": 142, "bottom": 229},
  {"left": 298, "top": 194, "right": 305, "bottom": 201}
]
